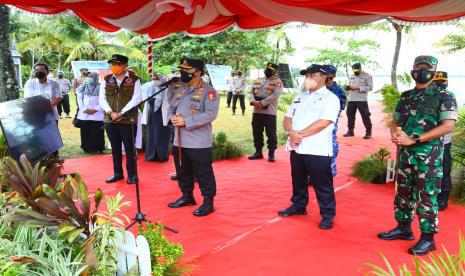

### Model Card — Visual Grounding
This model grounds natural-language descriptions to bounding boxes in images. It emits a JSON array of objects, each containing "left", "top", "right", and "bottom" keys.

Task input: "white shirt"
[
  {"left": 24, "top": 78, "right": 63, "bottom": 120},
  {"left": 285, "top": 87, "right": 340, "bottom": 156},
  {"left": 76, "top": 84, "right": 104, "bottom": 121},
  {"left": 98, "top": 71, "right": 142, "bottom": 114}
]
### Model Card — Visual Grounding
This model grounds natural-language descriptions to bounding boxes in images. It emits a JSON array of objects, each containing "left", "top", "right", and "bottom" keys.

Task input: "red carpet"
[{"left": 63, "top": 102, "right": 465, "bottom": 275}]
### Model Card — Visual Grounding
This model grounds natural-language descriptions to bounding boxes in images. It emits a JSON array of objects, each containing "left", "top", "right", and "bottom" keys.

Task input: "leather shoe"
[
  {"left": 106, "top": 174, "right": 124, "bottom": 183},
  {"left": 278, "top": 206, "right": 307, "bottom": 217},
  {"left": 168, "top": 194, "right": 196, "bottom": 208},
  {"left": 170, "top": 173, "right": 178, "bottom": 180},
  {"left": 127, "top": 176, "right": 138, "bottom": 184},
  {"left": 378, "top": 225, "right": 414, "bottom": 240},
  {"left": 319, "top": 218, "right": 333, "bottom": 230},
  {"left": 268, "top": 150, "right": 275, "bottom": 162},
  {"left": 408, "top": 235, "right": 436, "bottom": 256},
  {"left": 363, "top": 132, "right": 372, "bottom": 139},
  {"left": 248, "top": 152, "right": 264, "bottom": 160},
  {"left": 193, "top": 202, "right": 214, "bottom": 216},
  {"left": 343, "top": 130, "right": 354, "bottom": 137}
]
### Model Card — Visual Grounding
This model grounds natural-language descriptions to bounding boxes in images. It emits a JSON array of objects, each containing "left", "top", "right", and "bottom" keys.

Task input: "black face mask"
[
  {"left": 435, "top": 82, "right": 448, "bottom": 90},
  {"left": 180, "top": 70, "right": 194, "bottom": 83},
  {"left": 411, "top": 68, "right": 435, "bottom": 84},
  {"left": 57, "top": 74, "right": 64, "bottom": 78},
  {"left": 264, "top": 69, "right": 273, "bottom": 78},
  {"left": 353, "top": 71, "right": 361, "bottom": 76},
  {"left": 34, "top": 71, "right": 47, "bottom": 79}
]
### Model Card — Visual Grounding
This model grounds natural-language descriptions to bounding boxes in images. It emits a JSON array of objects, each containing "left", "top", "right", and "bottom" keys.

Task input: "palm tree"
[
  {"left": 388, "top": 21, "right": 413, "bottom": 90},
  {"left": 268, "top": 26, "right": 294, "bottom": 64},
  {"left": 0, "top": 4, "right": 19, "bottom": 102}
]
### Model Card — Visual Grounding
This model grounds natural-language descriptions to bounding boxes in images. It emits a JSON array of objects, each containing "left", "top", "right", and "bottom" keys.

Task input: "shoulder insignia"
[{"left": 208, "top": 90, "right": 217, "bottom": 101}]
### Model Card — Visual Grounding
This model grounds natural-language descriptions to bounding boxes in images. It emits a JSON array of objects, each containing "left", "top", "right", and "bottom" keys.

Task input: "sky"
[{"left": 284, "top": 21, "right": 465, "bottom": 77}]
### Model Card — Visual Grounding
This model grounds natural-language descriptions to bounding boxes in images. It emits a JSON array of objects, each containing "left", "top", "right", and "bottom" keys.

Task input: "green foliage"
[
  {"left": 0, "top": 225, "right": 87, "bottom": 276},
  {"left": 451, "top": 168, "right": 465, "bottom": 205},
  {"left": 396, "top": 72, "right": 413, "bottom": 87},
  {"left": 138, "top": 222, "right": 184, "bottom": 276},
  {"left": 380, "top": 84, "right": 401, "bottom": 126},
  {"left": 352, "top": 148, "right": 390, "bottom": 184},
  {"left": 277, "top": 92, "right": 297, "bottom": 113},
  {"left": 435, "top": 24, "right": 465, "bottom": 54},
  {"left": 212, "top": 132, "right": 243, "bottom": 161},
  {"left": 0, "top": 131, "right": 8, "bottom": 158},
  {"left": 365, "top": 232, "right": 465, "bottom": 275},
  {"left": 1, "top": 155, "right": 104, "bottom": 242},
  {"left": 452, "top": 110, "right": 465, "bottom": 166}
]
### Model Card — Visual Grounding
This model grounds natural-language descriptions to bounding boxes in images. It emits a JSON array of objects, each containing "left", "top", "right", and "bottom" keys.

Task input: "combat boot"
[
  {"left": 438, "top": 191, "right": 449, "bottom": 211},
  {"left": 168, "top": 193, "right": 196, "bottom": 208},
  {"left": 363, "top": 129, "right": 372, "bottom": 139},
  {"left": 378, "top": 222, "right": 414, "bottom": 240},
  {"left": 343, "top": 129, "right": 354, "bottom": 137},
  {"left": 193, "top": 196, "right": 215, "bottom": 216},
  {"left": 248, "top": 150, "right": 264, "bottom": 160},
  {"left": 408, "top": 233, "right": 436, "bottom": 256},
  {"left": 268, "top": 149, "right": 275, "bottom": 162}
]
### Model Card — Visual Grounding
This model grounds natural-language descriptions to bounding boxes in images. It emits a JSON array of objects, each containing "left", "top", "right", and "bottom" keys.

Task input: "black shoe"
[
  {"left": 242, "top": 112, "right": 245, "bottom": 116},
  {"left": 168, "top": 194, "right": 196, "bottom": 208},
  {"left": 268, "top": 150, "right": 275, "bottom": 162},
  {"left": 343, "top": 130, "right": 354, "bottom": 137},
  {"left": 248, "top": 152, "right": 264, "bottom": 160},
  {"left": 278, "top": 206, "right": 307, "bottom": 217},
  {"left": 438, "top": 191, "right": 449, "bottom": 211},
  {"left": 363, "top": 130, "right": 372, "bottom": 139},
  {"left": 232, "top": 112, "right": 236, "bottom": 115},
  {"left": 170, "top": 173, "right": 178, "bottom": 180},
  {"left": 408, "top": 234, "right": 436, "bottom": 256},
  {"left": 319, "top": 218, "right": 334, "bottom": 230},
  {"left": 127, "top": 176, "right": 138, "bottom": 184},
  {"left": 193, "top": 197, "right": 214, "bottom": 216},
  {"left": 378, "top": 223, "right": 414, "bottom": 240},
  {"left": 106, "top": 174, "right": 124, "bottom": 183}
]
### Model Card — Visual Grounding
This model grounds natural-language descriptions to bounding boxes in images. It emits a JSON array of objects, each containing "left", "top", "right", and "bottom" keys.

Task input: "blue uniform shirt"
[{"left": 327, "top": 81, "right": 346, "bottom": 110}]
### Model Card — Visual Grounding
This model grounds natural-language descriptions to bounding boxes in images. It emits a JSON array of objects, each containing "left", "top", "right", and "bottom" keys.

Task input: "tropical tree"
[
  {"left": 435, "top": 24, "right": 465, "bottom": 54},
  {"left": 0, "top": 4, "right": 19, "bottom": 102},
  {"left": 268, "top": 26, "right": 295, "bottom": 64}
]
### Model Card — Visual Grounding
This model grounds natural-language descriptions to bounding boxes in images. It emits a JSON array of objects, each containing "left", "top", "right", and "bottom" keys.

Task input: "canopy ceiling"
[{"left": 4, "top": 0, "right": 465, "bottom": 39}]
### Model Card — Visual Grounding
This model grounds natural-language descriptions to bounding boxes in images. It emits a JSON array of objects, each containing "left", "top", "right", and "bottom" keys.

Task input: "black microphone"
[{"left": 160, "top": 77, "right": 179, "bottom": 87}]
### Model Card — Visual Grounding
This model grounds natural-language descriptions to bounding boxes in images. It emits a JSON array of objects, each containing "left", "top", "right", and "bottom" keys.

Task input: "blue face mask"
[{"left": 85, "top": 77, "right": 95, "bottom": 85}]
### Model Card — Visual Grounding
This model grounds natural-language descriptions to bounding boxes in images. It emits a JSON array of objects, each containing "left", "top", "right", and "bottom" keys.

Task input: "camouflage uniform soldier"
[{"left": 378, "top": 56, "right": 457, "bottom": 256}]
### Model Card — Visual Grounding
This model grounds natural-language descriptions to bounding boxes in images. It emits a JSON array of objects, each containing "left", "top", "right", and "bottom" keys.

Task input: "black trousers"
[
  {"left": 105, "top": 123, "right": 137, "bottom": 177},
  {"left": 57, "top": 94, "right": 70, "bottom": 116},
  {"left": 252, "top": 113, "right": 277, "bottom": 151},
  {"left": 441, "top": 143, "right": 452, "bottom": 192},
  {"left": 346, "top": 101, "right": 372, "bottom": 131},
  {"left": 173, "top": 146, "right": 216, "bottom": 197},
  {"left": 232, "top": 94, "right": 245, "bottom": 113},
  {"left": 290, "top": 151, "right": 335, "bottom": 219},
  {"left": 226, "top": 91, "right": 233, "bottom": 107}
]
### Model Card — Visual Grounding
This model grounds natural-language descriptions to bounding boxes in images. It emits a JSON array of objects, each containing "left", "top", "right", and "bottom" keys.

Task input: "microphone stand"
[{"left": 101, "top": 83, "right": 178, "bottom": 233}]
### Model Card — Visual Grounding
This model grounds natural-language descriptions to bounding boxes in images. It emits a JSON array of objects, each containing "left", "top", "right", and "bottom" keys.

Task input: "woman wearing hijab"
[
  {"left": 77, "top": 72, "right": 105, "bottom": 153},
  {"left": 142, "top": 73, "right": 171, "bottom": 162}
]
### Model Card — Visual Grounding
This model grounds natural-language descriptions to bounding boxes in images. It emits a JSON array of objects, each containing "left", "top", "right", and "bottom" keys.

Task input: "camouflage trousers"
[
  {"left": 394, "top": 164, "right": 441, "bottom": 233},
  {"left": 331, "top": 112, "right": 341, "bottom": 177}
]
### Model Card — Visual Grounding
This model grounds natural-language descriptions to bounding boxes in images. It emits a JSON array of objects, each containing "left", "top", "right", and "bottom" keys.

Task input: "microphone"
[{"left": 160, "top": 77, "right": 179, "bottom": 87}]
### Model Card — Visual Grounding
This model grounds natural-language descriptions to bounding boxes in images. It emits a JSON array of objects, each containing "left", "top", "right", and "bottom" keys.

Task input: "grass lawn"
[{"left": 59, "top": 92, "right": 288, "bottom": 159}]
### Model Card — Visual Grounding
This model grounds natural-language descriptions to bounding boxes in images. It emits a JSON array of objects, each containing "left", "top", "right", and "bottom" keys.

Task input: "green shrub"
[
  {"left": 0, "top": 132, "right": 8, "bottom": 158},
  {"left": 380, "top": 85, "right": 401, "bottom": 126},
  {"left": 366, "top": 232, "right": 465, "bottom": 275},
  {"left": 352, "top": 148, "right": 390, "bottom": 184},
  {"left": 138, "top": 222, "right": 185, "bottom": 276},
  {"left": 451, "top": 167, "right": 465, "bottom": 205},
  {"left": 212, "top": 132, "right": 243, "bottom": 161},
  {"left": 277, "top": 92, "right": 297, "bottom": 113}
]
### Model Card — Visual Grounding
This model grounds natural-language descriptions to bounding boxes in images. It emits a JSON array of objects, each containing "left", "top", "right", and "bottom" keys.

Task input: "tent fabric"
[{"left": 4, "top": 0, "right": 465, "bottom": 39}]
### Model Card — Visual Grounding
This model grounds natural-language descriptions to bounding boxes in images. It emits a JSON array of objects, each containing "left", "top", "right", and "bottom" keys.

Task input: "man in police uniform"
[
  {"left": 99, "top": 54, "right": 142, "bottom": 184},
  {"left": 343, "top": 63, "right": 373, "bottom": 139},
  {"left": 378, "top": 56, "right": 457, "bottom": 255},
  {"left": 232, "top": 70, "right": 247, "bottom": 115},
  {"left": 248, "top": 62, "right": 283, "bottom": 162},
  {"left": 323, "top": 64, "right": 346, "bottom": 177},
  {"left": 433, "top": 71, "right": 453, "bottom": 211},
  {"left": 278, "top": 64, "right": 340, "bottom": 230},
  {"left": 167, "top": 58, "right": 220, "bottom": 217}
]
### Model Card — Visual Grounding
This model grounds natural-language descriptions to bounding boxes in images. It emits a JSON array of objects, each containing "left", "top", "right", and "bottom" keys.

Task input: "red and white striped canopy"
[{"left": 4, "top": 0, "right": 465, "bottom": 39}]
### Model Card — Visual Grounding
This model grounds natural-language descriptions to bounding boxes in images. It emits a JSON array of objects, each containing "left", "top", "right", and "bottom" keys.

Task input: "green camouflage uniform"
[{"left": 393, "top": 84, "right": 457, "bottom": 233}]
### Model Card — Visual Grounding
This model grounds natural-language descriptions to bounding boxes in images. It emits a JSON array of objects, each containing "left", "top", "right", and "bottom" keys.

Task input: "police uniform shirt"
[
  {"left": 168, "top": 81, "right": 220, "bottom": 148},
  {"left": 232, "top": 76, "right": 247, "bottom": 95},
  {"left": 248, "top": 76, "right": 283, "bottom": 115},
  {"left": 24, "top": 78, "right": 63, "bottom": 120},
  {"left": 348, "top": 71, "right": 373, "bottom": 102},
  {"left": 98, "top": 71, "right": 142, "bottom": 114},
  {"left": 285, "top": 87, "right": 340, "bottom": 156}
]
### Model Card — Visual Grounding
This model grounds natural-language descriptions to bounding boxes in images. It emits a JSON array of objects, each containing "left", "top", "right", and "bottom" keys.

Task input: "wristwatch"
[
  {"left": 412, "top": 133, "right": 421, "bottom": 144},
  {"left": 106, "top": 110, "right": 112, "bottom": 115}
]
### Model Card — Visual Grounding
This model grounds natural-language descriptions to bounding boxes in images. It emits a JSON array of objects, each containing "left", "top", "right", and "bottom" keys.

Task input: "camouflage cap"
[{"left": 413, "top": 55, "right": 438, "bottom": 68}]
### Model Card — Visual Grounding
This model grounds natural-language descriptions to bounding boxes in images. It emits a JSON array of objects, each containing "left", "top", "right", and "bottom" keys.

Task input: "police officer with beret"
[
  {"left": 248, "top": 62, "right": 283, "bottom": 162},
  {"left": 99, "top": 54, "right": 142, "bottom": 184},
  {"left": 378, "top": 56, "right": 457, "bottom": 255},
  {"left": 167, "top": 58, "right": 220, "bottom": 217},
  {"left": 433, "top": 71, "right": 453, "bottom": 211}
]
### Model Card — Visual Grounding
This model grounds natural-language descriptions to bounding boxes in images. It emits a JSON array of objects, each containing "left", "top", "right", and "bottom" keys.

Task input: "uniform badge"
[
  {"left": 125, "top": 78, "right": 133, "bottom": 84},
  {"left": 277, "top": 82, "right": 282, "bottom": 88},
  {"left": 108, "top": 78, "right": 115, "bottom": 84},
  {"left": 208, "top": 90, "right": 216, "bottom": 101}
]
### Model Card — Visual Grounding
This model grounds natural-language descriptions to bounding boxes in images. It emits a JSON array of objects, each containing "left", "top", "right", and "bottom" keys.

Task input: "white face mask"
[
  {"left": 153, "top": 80, "right": 162, "bottom": 86},
  {"left": 304, "top": 77, "right": 317, "bottom": 91}
]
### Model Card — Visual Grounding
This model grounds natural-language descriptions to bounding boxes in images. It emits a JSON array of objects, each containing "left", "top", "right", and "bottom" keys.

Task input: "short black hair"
[{"left": 34, "top": 63, "right": 49, "bottom": 72}]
